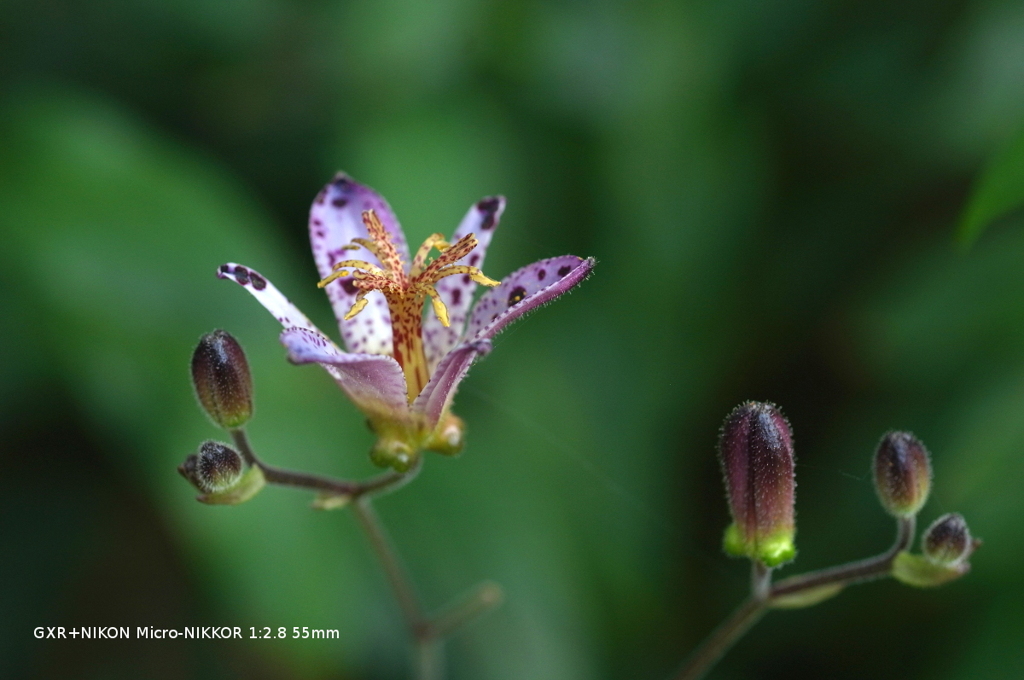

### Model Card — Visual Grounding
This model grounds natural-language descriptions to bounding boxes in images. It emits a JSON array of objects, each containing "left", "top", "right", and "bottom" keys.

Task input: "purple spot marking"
[
  {"left": 451, "top": 289, "right": 462, "bottom": 305},
  {"left": 250, "top": 272, "right": 267, "bottom": 290},
  {"left": 219, "top": 264, "right": 230, "bottom": 274},
  {"left": 558, "top": 265, "right": 572, "bottom": 277},
  {"left": 234, "top": 266, "right": 250, "bottom": 285},
  {"left": 332, "top": 198, "right": 348, "bottom": 208},
  {"left": 476, "top": 197, "right": 500, "bottom": 230},
  {"left": 341, "top": 279, "right": 359, "bottom": 295},
  {"left": 462, "top": 275, "right": 471, "bottom": 285},
  {"left": 537, "top": 269, "right": 546, "bottom": 280},
  {"left": 470, "top": 254, "right": 479, "bottom": 266},
  {"left": 507, "top": 286, "right": 527, "bottom": 306}
]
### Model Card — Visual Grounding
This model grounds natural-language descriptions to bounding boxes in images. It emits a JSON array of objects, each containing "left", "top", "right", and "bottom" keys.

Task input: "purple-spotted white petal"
[
  {"left": 423, "top": 197, "right": 506, "bottom": 371},
  {"left": 217, "top": 263, "right": 319, "bottom": 332},
  {"left": 464, "top": 255, "right": 595, "bottom": 342},
  {"left": 413, "top": 340, "right": 492, "bottom": 429},
  {"left": 281, "top": 327, "right": 410, "bottom": 422},
  {"left": 309, "top": 174, "right": 408, "bottom": 356}
]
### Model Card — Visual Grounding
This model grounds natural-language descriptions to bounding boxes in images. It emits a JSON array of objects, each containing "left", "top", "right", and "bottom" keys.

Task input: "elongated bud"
[
  {"left": 191, "top": 330, "right": 253, "bottom": 429},
  {"left": 179, "top": 441, "right": 244, "bottom": 493},
  {"left": 718, "top": 401, "right": 797, "bottom": 567},
  {"left": 923, "top": 513, "right": 976, "bottom": 567},
  {"left": 873, "top": 431, "right": 931, "bottom": 517}
]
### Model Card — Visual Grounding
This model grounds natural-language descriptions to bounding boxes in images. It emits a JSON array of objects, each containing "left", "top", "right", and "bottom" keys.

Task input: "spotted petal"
[
  {"left": 412, "top": 340, "right": 492, "bottom": 429},
  {"left": 464, "top": 256, "right": 595, "bottom": 342},
  {"left": 217, "top": 263, "right": 319, "bottom": 331},
  {"left": 309, "top": 174, "right": 409, "bottom": 356},
  {"left": 422, "top": 197, "right": 506, "bottom": 370},
  {"left": 281, "top": 327, "right": 410, "bottom": 423}
]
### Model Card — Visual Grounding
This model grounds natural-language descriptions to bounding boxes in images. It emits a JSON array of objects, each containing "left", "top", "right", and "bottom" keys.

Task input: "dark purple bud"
[
  {"left": 718, "top": 401, "right": 796, "bottom": 566},
  {"left": 179, "top": 440, "right": 244, "bottom": 493},
  {"left": 191, "top": 330, "right": 253, "bottom": 429},
  {"left": 923, "top": 513, "right": 976, "bottom": 567},
  {"left": 873, "top": 431, "right": 931, "bottom": 517}
]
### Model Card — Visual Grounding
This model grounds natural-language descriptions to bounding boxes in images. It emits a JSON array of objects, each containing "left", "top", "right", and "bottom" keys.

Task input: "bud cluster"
[
  {"left": 716, "top": 401, "right": 978, "bottom": 588},
  {"left": 181, "top": 330, "right": 263, "bottom": 504}
]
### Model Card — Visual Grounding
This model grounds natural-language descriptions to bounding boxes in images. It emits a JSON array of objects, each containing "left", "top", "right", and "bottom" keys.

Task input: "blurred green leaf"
[{"left": 958, "top": 125, "right": 1024, "bottom": 245}]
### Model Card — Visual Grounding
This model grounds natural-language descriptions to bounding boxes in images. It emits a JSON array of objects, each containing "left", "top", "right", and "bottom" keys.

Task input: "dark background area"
[{"left": 3, "top": 0, "right": 1024, "bottom": 678}]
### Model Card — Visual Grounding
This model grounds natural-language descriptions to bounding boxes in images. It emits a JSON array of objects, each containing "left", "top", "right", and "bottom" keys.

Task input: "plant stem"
[
  {"left": 351, "top": 496, "right": 438, "bottom": 680},
  {"left": 770, "top": 516, "right": 915, "bottom": 598},
  {"left": 230, "top": 429, "right": 418, "bottom": 500},
  {"left": 672, "top": 516, "right": 916, "bottom": 680}
]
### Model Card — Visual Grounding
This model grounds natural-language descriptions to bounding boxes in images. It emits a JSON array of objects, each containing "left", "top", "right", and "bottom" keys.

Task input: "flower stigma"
[{"left": 317, "top": 210, "right": 499, "bottom": 402}]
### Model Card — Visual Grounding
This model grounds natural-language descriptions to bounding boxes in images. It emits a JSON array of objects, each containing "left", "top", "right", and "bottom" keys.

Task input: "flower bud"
[
  {"left": 191, "top": 330, "right": 253, "bottom": 429},
  {"left": 424, "top": 413, "right": 466, "bottom": 457},
  {"left": 718, "top": 401, "right": 796, "bottom": 567},
  {"left": 873, "top": 431, "right": 931, "bottom": 517},
  {"left": 923, "top": 513, "right": 976, "bottom": 567},
  {"left": 371, "top": 437, "right": 417, "bottom": 473},
  {"left": 179, "top": 440, "right": 244, "bottom": 493}
]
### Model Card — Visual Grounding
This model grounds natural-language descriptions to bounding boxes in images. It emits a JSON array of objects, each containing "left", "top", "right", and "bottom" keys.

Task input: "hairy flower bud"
[
  {"left": 718, "top": 401, "right": 796, "bottom": 567},
  {"left": 923, "top": 513, "right": 976, "bottom": 567},
  {"left": 179, "top": 440, "right": 244, "bottom": 493},
  {"left": 191, "top": 330, "right": 253, "bottom": 429},
  {"left": 873, "top": 431, "right": 931, "bottom": 517}
]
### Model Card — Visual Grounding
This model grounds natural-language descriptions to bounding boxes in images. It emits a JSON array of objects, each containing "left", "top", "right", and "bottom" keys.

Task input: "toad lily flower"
[{"left": 218, "top": 174, "right": 594, "bottom": 471}]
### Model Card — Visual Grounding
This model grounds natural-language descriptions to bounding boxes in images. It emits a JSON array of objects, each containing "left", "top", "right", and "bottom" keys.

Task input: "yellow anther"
[
  {"left": 423, "top": 285, "right": 450, "bottom": 327},
  {"left": 344, "top": 296, "right": 370, "bottom": 320},
  {"left": 430, "top": 297, "right": 450, "bottom": 327}
]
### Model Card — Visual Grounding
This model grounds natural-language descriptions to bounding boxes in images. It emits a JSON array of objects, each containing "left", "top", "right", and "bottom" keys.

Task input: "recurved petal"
[
  {"left": 310, "top": 174, "right": 407, "bottom": 355},
  {"left": 280, "top": 327, "right": 410, "bottom": 422},
  {"left": 413, "top": 340, "right": 492, "bottom": 430},
  {"left": 217, "top": 263, "right": 319, "bottom": 332},
  {"left": 423, "top": 196, "right": 506, "bottom": 371},
  {"left": 464, "top": 256, "right": 595, "bottom": 342}
]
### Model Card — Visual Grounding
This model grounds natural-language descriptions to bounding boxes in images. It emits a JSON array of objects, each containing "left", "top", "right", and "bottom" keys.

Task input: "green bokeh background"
[{"left": 3, "top": 1, "right": 1024, "bottom": 678}]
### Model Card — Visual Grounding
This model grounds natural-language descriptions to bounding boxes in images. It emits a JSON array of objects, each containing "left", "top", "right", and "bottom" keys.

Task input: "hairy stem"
[{"left": 673, "top": 516, "right": 916, "bottom": 680}]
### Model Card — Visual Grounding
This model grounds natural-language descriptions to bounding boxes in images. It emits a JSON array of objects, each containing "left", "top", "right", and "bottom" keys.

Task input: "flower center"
[{"left": 318, "top": 210, "right": 498, "bottom": 402}]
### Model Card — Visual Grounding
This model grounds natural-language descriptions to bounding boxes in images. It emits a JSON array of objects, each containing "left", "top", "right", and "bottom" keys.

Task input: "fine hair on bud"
[
  {"left": 191, "top": 329, "right": 253, "bottom": 429},
  {"left": 924, "top": 513, "right": 975, "bottom": 567},
  {"left": 181, "top": 440, "right": 244, "bottom": 493},
  {"left": 718, "top": 401, "right": 797, "bottom": 567},
  {"left": 873, "top": 431, "right": 932, "bottom": 518}
]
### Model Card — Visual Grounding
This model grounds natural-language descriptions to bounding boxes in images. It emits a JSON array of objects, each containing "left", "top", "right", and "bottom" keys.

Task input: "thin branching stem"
[
  {"left": 230, "top": 428, "right": 419, "bottom": 500},
  {"left": 672, "top": 516, "right": 916, "bottom": 680}
]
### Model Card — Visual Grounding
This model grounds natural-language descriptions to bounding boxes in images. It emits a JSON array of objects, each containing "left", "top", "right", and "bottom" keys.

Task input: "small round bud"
[
  {"left": 424, "top": 413, "right": 466, "bottom": 456},
  {"left": 191, "top": 330, "right": 253, "bottom": 429},
  {"left": 179, "top": 441, "right": 244, "bottom": 493},
  {"left": 873, "top": 431, "right": 931, "bottom": 517},
  {"left": 923, "top": 513, "right": 975, "bottom": 567},
  {"left": 370, "top": 437, "right": 416, "bottom": 472},
  {"left": 718, "top": 401, "right": 797, "bottom": 567}
]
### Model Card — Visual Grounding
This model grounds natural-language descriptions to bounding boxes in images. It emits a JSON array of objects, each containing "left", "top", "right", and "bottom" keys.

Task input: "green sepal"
[
  {"left": 196, "top": 465, "right": 265, "bottom": 505},
  {"left": 891, "top": 551, "right": 970, "bottom": 588},
  {"left": 722, "top": 523, "right": 796, "bottom": 567},
  {"left": 770, "top": 584, "right": 844, "bottom": 609}
]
